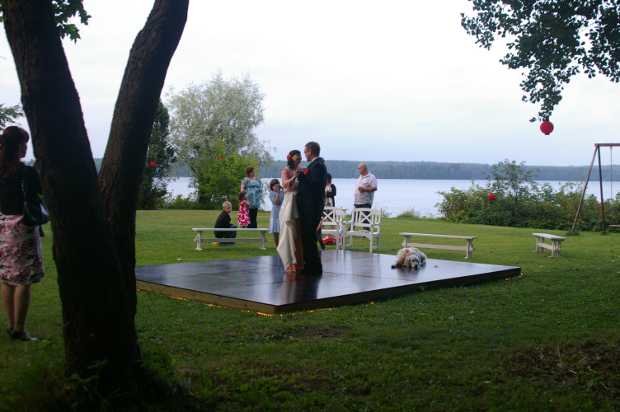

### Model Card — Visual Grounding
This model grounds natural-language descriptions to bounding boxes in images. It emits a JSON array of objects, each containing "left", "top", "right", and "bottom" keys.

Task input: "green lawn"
[{"left": 1, "top": 210, "right": 619, "bottom": 411}]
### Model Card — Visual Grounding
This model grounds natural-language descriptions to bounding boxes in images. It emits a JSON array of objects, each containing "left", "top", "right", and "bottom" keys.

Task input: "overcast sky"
[{"left": 1, "top": 0, "right": 619, "bottom": 166}]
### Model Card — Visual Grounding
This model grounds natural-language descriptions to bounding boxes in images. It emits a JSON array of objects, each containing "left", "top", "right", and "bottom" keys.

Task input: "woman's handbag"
[{"left": 21, "top": 169, "right": 49, "bottom": 227}]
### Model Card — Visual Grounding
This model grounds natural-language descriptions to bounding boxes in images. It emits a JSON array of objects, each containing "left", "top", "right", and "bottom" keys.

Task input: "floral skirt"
[{"left": 0, "top": 214, "right": 44, "bottom": 286}]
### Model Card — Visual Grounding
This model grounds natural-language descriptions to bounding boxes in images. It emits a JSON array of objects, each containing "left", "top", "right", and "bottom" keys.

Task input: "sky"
[{"left": 1, "top": 0, "right": 619, "bottom": 166}]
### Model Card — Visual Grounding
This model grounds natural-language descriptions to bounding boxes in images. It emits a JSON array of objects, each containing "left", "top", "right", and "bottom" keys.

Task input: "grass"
[{"left": 1, "top": 210, "right": 619, "bottom": 411}]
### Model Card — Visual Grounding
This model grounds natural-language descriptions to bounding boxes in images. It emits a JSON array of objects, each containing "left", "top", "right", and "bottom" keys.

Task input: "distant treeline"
[{"left": 93, "top": 159, "right": 620, "bottom": 182}]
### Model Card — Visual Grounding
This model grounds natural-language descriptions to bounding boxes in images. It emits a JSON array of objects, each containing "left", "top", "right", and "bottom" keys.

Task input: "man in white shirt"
[{"left": 354, "top": 163, "right": 378, "bottom": 209}]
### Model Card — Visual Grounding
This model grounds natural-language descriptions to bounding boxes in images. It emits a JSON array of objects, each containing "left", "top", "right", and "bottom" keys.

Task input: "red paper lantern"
[
  {"left": 147, "top": 160, "right": 158, "bottom": 169},
  {"left": 487, "top": 192, "right": 497, "bottom": 202},
  {"left": 540, "top": 120, "right": 554, "bottom": 135}
]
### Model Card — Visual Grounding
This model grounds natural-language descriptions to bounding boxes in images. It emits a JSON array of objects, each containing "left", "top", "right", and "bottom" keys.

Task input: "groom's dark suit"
[{"left": 296, "top": 156, "right": 328, "bottom": 275}]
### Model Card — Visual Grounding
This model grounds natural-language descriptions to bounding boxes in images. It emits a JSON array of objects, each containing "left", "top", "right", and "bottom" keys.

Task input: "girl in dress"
[
  {"left": 277, "top": 150, "right": 304, "bottom": 274},
  {"left": 268, "top": 179, "right": 283, "bottom": 247},
  {"left": 237, "top": 192, "right": 250, "bottom": 228}
]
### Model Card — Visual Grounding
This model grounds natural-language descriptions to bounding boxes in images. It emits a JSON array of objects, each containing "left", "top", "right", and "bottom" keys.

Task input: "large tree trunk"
[
  {"left": 98, "top": 0, "right": 189, "bottom": 320},
  {"left": 2, "top": 0, "right": 189, "bottom": 388},
  {"left": 1, "top": 0, "right": 137, "bottom": 381}
]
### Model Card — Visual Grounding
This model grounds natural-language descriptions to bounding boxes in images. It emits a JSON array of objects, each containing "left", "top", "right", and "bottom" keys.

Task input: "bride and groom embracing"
[{"left": 277, "top": 141, "right": 327, "bottom": 276}]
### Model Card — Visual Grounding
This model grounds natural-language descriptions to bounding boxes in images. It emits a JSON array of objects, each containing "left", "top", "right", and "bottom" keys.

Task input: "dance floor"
[{"left": 136, "top": 251, "right": 520, "bottom": 313}]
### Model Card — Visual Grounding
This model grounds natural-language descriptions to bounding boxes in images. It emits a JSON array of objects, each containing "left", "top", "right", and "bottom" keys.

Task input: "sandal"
[{"left": 10, "top": 330, "right": 38, "bottom": 342}]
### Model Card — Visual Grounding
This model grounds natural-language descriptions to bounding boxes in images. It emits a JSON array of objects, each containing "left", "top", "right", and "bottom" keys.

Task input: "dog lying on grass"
[{"left": 391, "top": 247, "right": 427, "bottom": 271}]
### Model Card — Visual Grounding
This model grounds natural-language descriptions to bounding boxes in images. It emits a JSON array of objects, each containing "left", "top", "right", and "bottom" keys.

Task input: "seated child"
[
  {"left": 392, "top": 247, "right": 427, "bottom": 271},
  {"left": 214, "top": 201, "right": 237, "bottom": 244}
]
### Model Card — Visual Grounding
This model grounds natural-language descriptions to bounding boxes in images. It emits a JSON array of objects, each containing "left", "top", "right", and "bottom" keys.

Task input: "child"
[
  {"left": 268, "top": 179, "right": 283, "bottom": 247},
  {"left": 214, "top": 201, "right": 237, "bottom": 244},
  {"left": 325, "top": 173, "right": 337, "bottom": 207},
  {"left": 237, "top": 192, "right": 250, "bottom": 228}
]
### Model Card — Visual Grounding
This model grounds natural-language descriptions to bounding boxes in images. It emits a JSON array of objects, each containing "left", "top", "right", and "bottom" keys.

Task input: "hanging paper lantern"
[
  {"left": 540, "top": 120, "right": 554, "bottom": 135},
  {"left": 487, "top": 192, "right": 497, "bottom": 202},
  {"left": 147, "top": 160, "right": 158, "bottom": 169}
]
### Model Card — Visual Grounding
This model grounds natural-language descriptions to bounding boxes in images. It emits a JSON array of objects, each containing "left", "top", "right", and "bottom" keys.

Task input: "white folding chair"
[
  {"left": 321, "top": 206, "right": 347, "bottom": 250},
  {"left": 346, "top": 208, "right": 382, "bottom": 253}
]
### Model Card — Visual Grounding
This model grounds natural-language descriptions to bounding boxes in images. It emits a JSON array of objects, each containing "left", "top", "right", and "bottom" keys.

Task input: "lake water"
[{"left": 167, "top": 177, "right": 614, "bottom": 217}]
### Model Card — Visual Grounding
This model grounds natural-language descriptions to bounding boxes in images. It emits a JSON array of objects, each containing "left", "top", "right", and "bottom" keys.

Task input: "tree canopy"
[
  {"left": 0, "top": 103, "right": 22, "bottom": 128},
  {"left": 0, "top": 0, "right": 90, "bottom": 40},
  {"left": 169, "top": 74, "right": 270, "bottom": 169},
  {"left": 462, "top": 0, "right": 620, "bottom": 119}
]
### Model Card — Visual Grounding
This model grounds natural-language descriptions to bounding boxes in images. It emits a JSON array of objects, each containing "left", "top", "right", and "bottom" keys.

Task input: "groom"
[{"left": 296, "top": 141, "right": 328, "bottom": 275}]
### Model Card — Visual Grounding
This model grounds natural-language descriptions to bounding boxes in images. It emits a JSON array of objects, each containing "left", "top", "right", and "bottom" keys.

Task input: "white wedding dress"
[{"left": 277, "top": 181, "right": 301, "bottom": 268}]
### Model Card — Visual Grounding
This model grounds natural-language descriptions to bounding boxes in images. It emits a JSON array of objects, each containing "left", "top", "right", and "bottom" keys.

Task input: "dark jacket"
[
  {"left": 0, "top": 165, "right": 42, "bottom": 216},
  {"left": 296, "top": 157, "right": 328, "bottom": 225},
  {"left": 326, "top": 183, "right": 337, "bottom": 206}
]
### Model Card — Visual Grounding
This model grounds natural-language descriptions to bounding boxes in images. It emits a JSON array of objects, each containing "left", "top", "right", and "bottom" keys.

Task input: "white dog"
[{"left": 392, "top": 247, "right": 427, "bottom": 271}]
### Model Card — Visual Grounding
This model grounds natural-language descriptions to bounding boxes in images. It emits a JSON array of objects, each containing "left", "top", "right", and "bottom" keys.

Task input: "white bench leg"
[
  {"left": 369, "top": 236, "right": 373, "bottom": 254},
  {"left": 260, "top": 232, "right": 266, "bottom": 250},
  {"left": 466, "top": 239, "right": 473, "bottom": 259},
  {"left": 194, "top": 232, "right": 203, "bottom": 251},
  {"left": 552, "top": 240, "right": 560, "bottom": 257}
]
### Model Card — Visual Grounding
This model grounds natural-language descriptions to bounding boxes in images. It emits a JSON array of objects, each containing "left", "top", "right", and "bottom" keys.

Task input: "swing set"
[{"left": 571, "top": 143, "right": 620, "bottom": 233}]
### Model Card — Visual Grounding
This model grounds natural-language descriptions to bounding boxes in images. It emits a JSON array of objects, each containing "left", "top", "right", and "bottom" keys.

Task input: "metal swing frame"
[{"left": 571, "top": 143, "right": 620, "bottom": 233}]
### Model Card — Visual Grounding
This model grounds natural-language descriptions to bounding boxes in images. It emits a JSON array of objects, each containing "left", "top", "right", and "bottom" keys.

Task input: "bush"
[
  {"left": 163, "top": 195, "right": 202, "bottom": 210},
  {"left": 437, "top": 160, "right": 620, "bottom": 231}
]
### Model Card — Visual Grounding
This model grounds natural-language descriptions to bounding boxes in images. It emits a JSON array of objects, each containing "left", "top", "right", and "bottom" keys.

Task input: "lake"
[{"left": 167, "top": 177, "right": 611, "bottom": 217}]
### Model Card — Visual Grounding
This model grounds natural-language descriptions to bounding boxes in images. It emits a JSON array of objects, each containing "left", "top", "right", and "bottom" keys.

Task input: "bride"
[{"left": 277, "top": 150, "right": 304, "bottom": 274}]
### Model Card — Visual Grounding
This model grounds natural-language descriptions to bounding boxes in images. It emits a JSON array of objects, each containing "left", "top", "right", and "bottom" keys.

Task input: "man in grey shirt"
[{"left": 354, "top": 163, "right": 378, "bottom": 209}]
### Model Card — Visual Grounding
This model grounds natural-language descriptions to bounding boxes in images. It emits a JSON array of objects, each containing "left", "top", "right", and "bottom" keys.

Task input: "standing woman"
[
  {"left": 0, "top": 126, "right": 44, "bottom": 341},
  {"left": 277, "top": 150, "right": 303, "bottom": 274},
  {"left": 325, "top": 173, "right": 337, "bottom": 207},
  {"left": 240, "top": 166, "right": 263, "bottom": 228}
]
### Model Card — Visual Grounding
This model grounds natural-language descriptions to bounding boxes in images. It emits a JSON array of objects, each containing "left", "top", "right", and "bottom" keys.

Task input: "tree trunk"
[
  {"left": 2, "top": 0, "right": 188, "bottom": 388},
  {"left": 1, "top": 0, "right": 137, "bottom": 381},
  {"left": 98, "top": 0, "right": 188, "bottom": 319}
]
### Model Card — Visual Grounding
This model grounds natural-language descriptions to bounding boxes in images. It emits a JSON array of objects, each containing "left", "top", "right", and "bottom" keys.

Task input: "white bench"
[
  {"left": 192, "top": 227, "right": 268, "bottom": 250},
  {"left": 532, "top": 233, "right": 566, "bottom": 257},
  {"left": 400, "top": 232, "right": 476, "bottom": 259}
]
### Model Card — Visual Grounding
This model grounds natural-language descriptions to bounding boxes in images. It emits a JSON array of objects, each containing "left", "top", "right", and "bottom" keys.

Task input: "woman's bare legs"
[
  {"left": 1, "top": 283, "right": 16, "bottom": 331},
  {"left": 13, "top": 285, "right": 31, "bottom": 333}
]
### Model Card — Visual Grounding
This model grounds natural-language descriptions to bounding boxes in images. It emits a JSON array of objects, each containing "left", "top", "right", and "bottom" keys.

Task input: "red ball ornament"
[
  {"left": 487, "top": 192, "right": 497, "bottom": 202},
  {"left": 147, "top": 160, "right": 158, "bottom": 169},
  {"left": 540, "top": 120, "right": 554, "bottom": 135}
]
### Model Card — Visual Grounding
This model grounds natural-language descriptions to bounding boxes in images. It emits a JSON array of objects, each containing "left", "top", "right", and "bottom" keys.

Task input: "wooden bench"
[
  {"left": 400, "top": 232, "right": 476, "bottom": 259},
  {"left": 192, "top": 228, "right": 268, "bottom": 251},
  {"left": 532, "top": 233, "right": 566, "bottom": 257}
]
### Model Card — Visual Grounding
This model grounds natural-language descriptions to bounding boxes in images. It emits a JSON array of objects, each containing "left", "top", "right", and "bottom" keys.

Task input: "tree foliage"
[
  {"left": 0, "top": 103, "right": 22, "bottom": 128},
  {"left": 169, "top": 74, "right": 270, "bottom": 206},
  {"left": 138, "top": 100, "right": 175, "bottom": 209},
  {"left": 462, "top": 0, "right": 620, "bottom": 119},
  {"left": 192, "top": 140, "right": 260, "bottom": 209},
  {"left": 0, "top": 0, "right": 90, "bottom": 41},
  {"left": 169, "top": 74, "right": 270, "bottom": 171}
]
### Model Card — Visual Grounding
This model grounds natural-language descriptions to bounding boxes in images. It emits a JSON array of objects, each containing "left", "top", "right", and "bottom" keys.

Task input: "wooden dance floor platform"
[{"left": 136, "top": 251, "right": 520, "bottom": 313}]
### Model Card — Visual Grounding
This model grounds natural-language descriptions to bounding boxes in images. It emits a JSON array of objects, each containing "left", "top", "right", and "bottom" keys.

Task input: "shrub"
[{"left": 437, "top": 160, "right": 620, "bottom": 231}]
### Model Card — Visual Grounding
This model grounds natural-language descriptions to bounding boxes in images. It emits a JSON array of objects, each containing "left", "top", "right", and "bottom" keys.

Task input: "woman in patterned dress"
[{"left": 0, "top": 126, "right": 44, "bottom": 341}]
